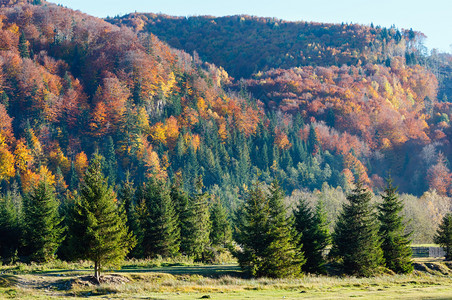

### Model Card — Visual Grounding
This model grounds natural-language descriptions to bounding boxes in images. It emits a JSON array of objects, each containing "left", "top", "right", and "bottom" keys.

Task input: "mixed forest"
[{"left": 0, "top": 0, "right": 451, "bottom": 279}]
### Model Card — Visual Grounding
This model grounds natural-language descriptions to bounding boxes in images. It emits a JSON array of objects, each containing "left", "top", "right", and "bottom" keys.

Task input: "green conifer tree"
[
  {"left": 137, "top": 178, "right": 180, "bottom": 258},
  {"left": 434, "top": 213, "right": 452, "bottom": 261},
  {"left": 104, "top": 136, "right": 117, "bottom": 186},
  {"left": 294, "top": 198, "right": 330, "bottom": 273},
  {"left": 378, "top": 178, "right": 413, "bottom": 273},
  {"left": 117, "top": 174, "right": 141, "bottom": 258},
  {"left": 170, "top": 178, "right": 191, "bottom": 254},
  {"left": 184, "top": 177, "right": 210, "bottom": 260},
  {"left": 23, "top": 181, "right": 64, "bottom": 263},
  {"left": 307, "top": 125, "right": 320, "bottom": 156},
  {"left": 236, "top": 180, "right": 304, "bottom": 277},
  {"left": 0, "top": 191, "right": 22, "bottom": 264},
  {"left": 68, "top": 156, "right": 135, "bottom": 282},
  {"left": 263, "top": 180, "right": 304, "bottom": 277},
  {"left": 68, "top": 161, "right": 79, "bottom": 191},
  {"left": 330, "top": 182, "right": 383, "bottom": 277},
  {"left": 235, "top": 182, "right": 271, "bottom": 276},
  {"left": 19, "top": 31, "right": 30, "bottom": 59},
  {"left": 209, "top": 198, "right": 232, "bottom": 248}
]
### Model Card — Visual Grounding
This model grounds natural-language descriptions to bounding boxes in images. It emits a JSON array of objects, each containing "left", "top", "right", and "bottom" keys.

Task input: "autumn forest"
[{"left": 0, "top": 0, "right": 451, "bottom": 280}]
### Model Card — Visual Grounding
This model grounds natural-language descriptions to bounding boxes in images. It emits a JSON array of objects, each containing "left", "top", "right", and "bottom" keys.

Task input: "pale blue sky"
[{"left": 52, "top": 0, "right": 451, "bottom": 53}]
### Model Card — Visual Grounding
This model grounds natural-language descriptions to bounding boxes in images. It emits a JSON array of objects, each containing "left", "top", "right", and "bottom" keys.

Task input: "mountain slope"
[
  {"left": 108, "top": 14, "right": 419, "bottom": 79},
  {"left": 108, "top": 13, "right": 452, "bottom": 196}
]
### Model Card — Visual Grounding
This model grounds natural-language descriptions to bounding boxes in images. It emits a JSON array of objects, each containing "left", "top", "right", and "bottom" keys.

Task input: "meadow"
[{"left": 1, "top": 257, "right": 451, "bottom": 299}]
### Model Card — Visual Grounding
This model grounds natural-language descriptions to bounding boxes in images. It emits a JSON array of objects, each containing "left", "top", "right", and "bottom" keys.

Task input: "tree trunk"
[{"left": 94, "top": 260, "right": 100, "bottom": 284}]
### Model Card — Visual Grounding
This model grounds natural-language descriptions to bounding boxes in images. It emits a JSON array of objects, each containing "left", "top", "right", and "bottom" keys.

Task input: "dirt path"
[{"left": 15, "top": 274, "right": 72, "bottom": 298}]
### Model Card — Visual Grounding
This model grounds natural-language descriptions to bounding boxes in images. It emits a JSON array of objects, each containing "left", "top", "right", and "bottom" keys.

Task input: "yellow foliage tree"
[
  {"left": 14, "top": 139, "right": 33, "bottom": 173},
  {"left": 0, "top": 146, "right": 15, "bottom": 182},
  {"left": 75, "top": 152, "right": 89, "bottom": 177},
  {"left": 150, "top": 122, "right": 166, "bottom": 144}
]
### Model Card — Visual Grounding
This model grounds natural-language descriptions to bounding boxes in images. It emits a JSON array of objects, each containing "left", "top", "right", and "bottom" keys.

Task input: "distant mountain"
[
  {"left": 108, "top": 13, "right": 452, "bottom": 196},
  {"left": 0, "top": 1, "right": 449, "bottom": 202},
  {"left": 108, "top": 14, "right": 421, "bottom": 79}
]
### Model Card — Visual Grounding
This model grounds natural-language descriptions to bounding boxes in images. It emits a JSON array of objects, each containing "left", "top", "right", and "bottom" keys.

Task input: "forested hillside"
[
  {"left": 0, "top": 0, "right": 450, "bottom": 274},
  {"left": 109, "top": 13, "right": 452, "bottom": 197}
]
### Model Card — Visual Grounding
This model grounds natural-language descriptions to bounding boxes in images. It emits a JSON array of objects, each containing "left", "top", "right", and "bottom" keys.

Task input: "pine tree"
[
  {"left": 263, "top": 180, "right": 304, "bottom": 277},
  {"left": 236, "top": 180, "right": 304, "bottom": 277},
  {"left": 117, "top": 174, "right": 141, "bottom": 258},
  {"left": 68, "top": 156, "right": 135, "bottom": 282},
  {"left": 378, "top": 179, "right": 413, "bottom": 273},
  {"left": 235, "top": 182, "right": 271, "bottom": 276},
  {"left": 23, "top": 181, "right": 64, "bottom": 263},
  {"left": 307, "top": 125, "right": 320, "bottom": 156},
  {"left": 0, "top": 191, "right": 22, "bottom": 264},
  {"left": 294, "top": 198, "right": 330, "bottom": 274},
  {"left": 330, "top": 182, "right": 383, "bottom": 277},
  {"left": 69, "top": 161, "right": 79, "bottom": 191},
  {"left": 137, "top": 178, "right": 180, "bottom": 258},
  {"left": 434, "top": 213, "right": 452, "bottom": 261},
  {"left": 183, "top": 177, "right": 210, "bottom": 260},
  {"left": 19, "top": 31, "right": 30, "bottom": 59},
  {"left": 209, "top": 198, "right": 232, "bottom": 248},
  {"left": 170, "top": 178, "right": 191, "bottom": 255},
  {"left": 104, "top": 136, "right": 117, "bottom": 186}
]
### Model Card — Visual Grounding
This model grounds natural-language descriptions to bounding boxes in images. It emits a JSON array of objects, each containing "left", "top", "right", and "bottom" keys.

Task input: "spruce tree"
[
  {"left": 170, "top": 179, "right": 191, "bottom": 255},
  {"left": 68, "top": 156, "right": 135, "bottom": 282},
  {"left": 236, "top": 181, "right": 304, "bottom": 278},
  {"left": 23, "top": 181, "right": 64, "bottom": 263},
  {"left": 0, "top": 191, "right": 22, "bottom": 264},
  {"left": 235, "top": 182, "right": 271, "bottom": 276},
  {"left": 378, "top": 179, "right": 413, "bottom": 273},
  {"left": 209, "top": 198, "right": 232, "bottom": 248},
  {"left": 330, "top": 182, "right": 383, "bottom": 277},
  {"left": 183, "top": 177, "right": 210, "bottom": 260},
  {"left": 104, "top": 137, "right": 117, "bottom": 186},
  {"left": 263, "top": 180, "right": 304, "bottom": 278},
  {"left": 294, "top": 198, "right": 330, "bottom": 273},
  {"left": 434, "top": 213, "right": 452, "bottom": 261},
  {"left": 19, "top": 31, "right": 30, "bottom": 59},
  {"left": 137, "top": 178, "right": 180, "bottom": 258},
  {"left": 117, "top": 175, "right": 141, "bottom": 258},
  {"left": 69, "top": 161, "right": 79, "bottom": 191}
]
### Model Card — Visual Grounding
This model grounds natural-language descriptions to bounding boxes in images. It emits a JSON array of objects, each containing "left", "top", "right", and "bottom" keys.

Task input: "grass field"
[{"left": 0, "top": 258, "right": 451, "bottom": 299}]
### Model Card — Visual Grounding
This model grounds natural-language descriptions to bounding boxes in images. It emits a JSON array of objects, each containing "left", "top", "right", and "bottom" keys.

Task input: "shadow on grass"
[
  {"left": 5, "top": 264, "right": 246, "bottom": 279},
  {"left": 118, "top": 264, "right": 245, "bottom": 278},
  {"left": 0, "top": 275, "right": 18, "bottom": 288}
]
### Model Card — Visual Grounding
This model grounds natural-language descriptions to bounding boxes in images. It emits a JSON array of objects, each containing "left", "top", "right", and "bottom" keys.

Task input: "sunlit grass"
[{"left": 1, "top": 258, "right": 451, "bottom": 299}]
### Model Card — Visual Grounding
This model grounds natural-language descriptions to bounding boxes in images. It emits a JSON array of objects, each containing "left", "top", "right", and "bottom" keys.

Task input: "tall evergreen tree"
[
  {"left": 170, "top": 178, "right": 191, "bottom": 255},
  {"left": 307, "top": 125, "right": 320, "bottom": 156},
  {"left": 19, "top": 31, "right": 30, "bottom": 59},
  {"left": 183, "top": 177, "right": 210, "bottom": 260},
  {"left": 117, "top": 174, "right": 141, "bottom": 258},
  {"left": 0, "top": 191, "right": 22, "bottom": 264},
  {"left": 209, "top": 197, "right": 232, "bottom": 248},
  {"left": 23, "top": 181, "right": 64, "bottom": 263},
  {"left": 236, "top": 181, "right": 304, "bottom": 278},
  {"left": 434, "top": 213, "right": 452, "bottom": 261},
  {"left": 68, "top": 156, "right": 135, "bottom": 282},
  {"left": 330, "top": 182, "right": 383, "bottom": 277},
  {"left": 294, "top": 198, "right": 330, "bottom": 273},
  {"left": 378, "top": 179, "right": 413, "bottom": 273},
  {"left": 137, "top": 178, "right": 180, "bottom": 258},
  {"left": 263, "top": 180, "right": 304, "bottom": 277},
  {"left": 104, "top": 136, "right": 117, "bottom": 186},
  {"left": 235, "top": 182, "right": 271, "bottom": 276},
  {"left": 68, "top": 161, "right": 79, "bottom": 191}
]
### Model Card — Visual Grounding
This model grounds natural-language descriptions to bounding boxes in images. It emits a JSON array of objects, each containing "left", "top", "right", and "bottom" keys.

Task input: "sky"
[{"left": 52, "top": 0, "right": 452, "bottom": 53}]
